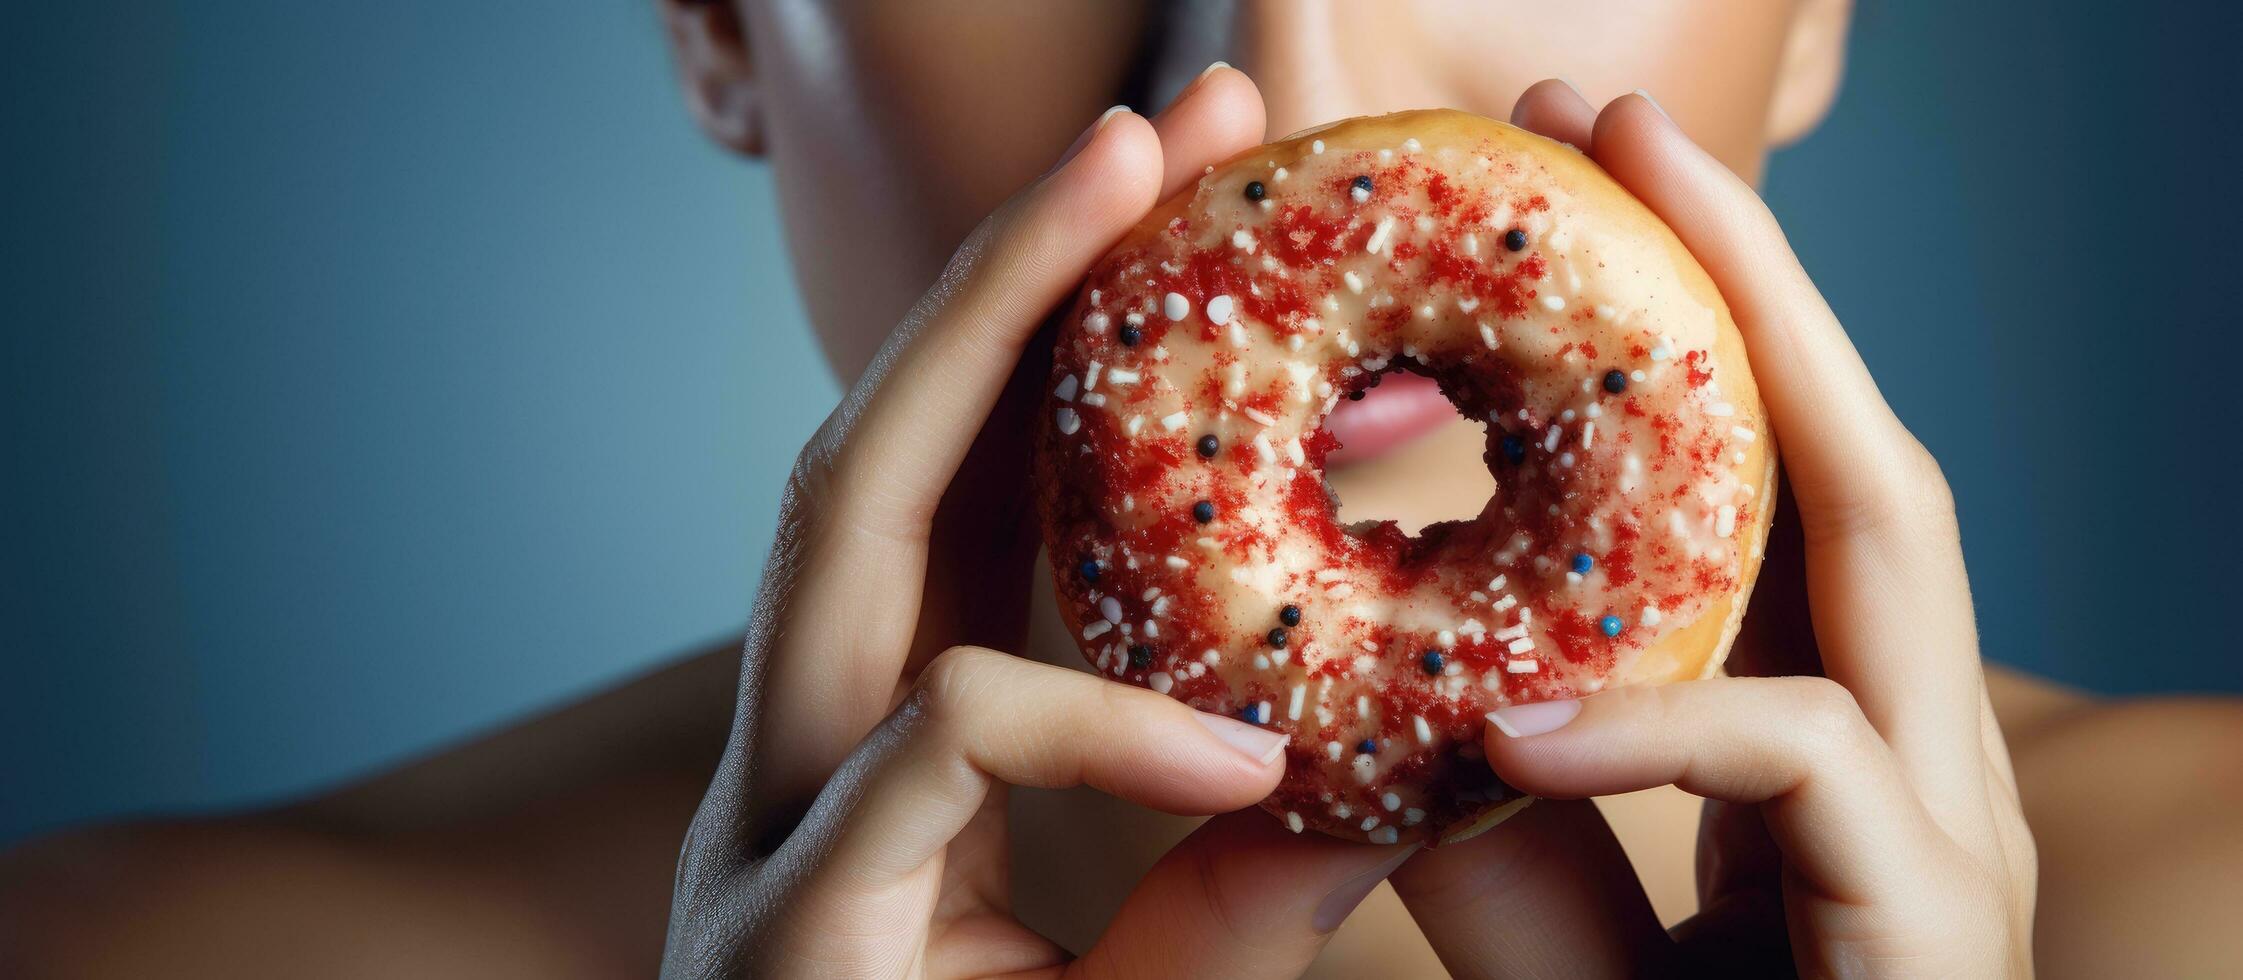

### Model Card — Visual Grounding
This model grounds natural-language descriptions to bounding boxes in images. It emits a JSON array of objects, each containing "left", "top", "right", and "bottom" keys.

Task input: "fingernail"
[
  {"left": 1197, "top": 60, "right": 1233, "bottom": 82},
  {"left": 1052, "top": 105, "right": 1130, "bottom": 174},
  {"left": 1631, "top": 87, "right": 1672, "bottom": 122},
  {"left": 1194, "top": 710, "right": 1288, "bottom": 766},
  {"left": 1486, "top": 698, "right": 1582, "bottom": 738},
  {"left": 1311, "top": 843, "right": 1422, "bottom": 933},
  {"left": 1556, "top": 77, "right": 1584, "bottom": 100}
]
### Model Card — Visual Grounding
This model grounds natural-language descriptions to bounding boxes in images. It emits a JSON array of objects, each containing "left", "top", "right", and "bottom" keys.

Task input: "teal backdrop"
[{"left": 5, "top": 3, "right": 2239, "bottom": 846}]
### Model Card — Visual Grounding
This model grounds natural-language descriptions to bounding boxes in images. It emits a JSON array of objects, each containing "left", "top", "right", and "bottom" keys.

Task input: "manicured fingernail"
[
  {"left": 1194, "top": 710, "right": 1287, "bottom": 766},
  {"left": 1052, "top": 105, "right": 1130, "bottom": 174},
  {"left": 1312, "top": 843, "right": 1422, "bottom": 932},
  {"left": 1486, "top": 698, "right": 1582, "bottom": 738},
  {"left": 1556, "top": 77, "right": 1584, "bottom": 100},
  {"left": 1631, "top": 88, "right": 1672, "bottom": 122},
  {"left": 1197, "top": 60, "right": 1233, "bottom": 81}
]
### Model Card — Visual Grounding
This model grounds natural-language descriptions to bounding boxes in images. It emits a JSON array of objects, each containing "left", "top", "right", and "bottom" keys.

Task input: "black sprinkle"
[
  {"left": 1347, "top": 389, "right": 1365, "bottom": 401},
  {"left": 1244, "top": 180, "right": 1266, "bottom": 202},
  {"left": 1192, "top": 500, "right": 1216, "bottom": 524},
  {"left": 1350, "top": 174, "right": 1374, "bottom": 196},
  {"left": 1118, "top": 324, "right": 1142, "bottom": 347},
  {"left": 1077, "top": 559, "right": 1100, "bottom": 582},
  {"left": 1501, "top": 434, "right": 1526, "bottom": 465},
  {"left": 1128, "top": 644, "right": 1153, "bottom": 670},
  {"left": 1197, "top": 434, "right": 1220, "bottom": 458},
  {"left": 1603, "top": 369, "right": 1627, "bottom": 394},
  {"left": 1267, "top": 628, "right": 1289, "bottom": 648},
  {"left": 1279, "top": 604, "right": 1302, "bottom": 627},
  {"left": 1504, "top": 228, "right": 1528, "bottom": 252},
  {"left": 1421, "top": 650, "right": 1446, "bottom": 675}
]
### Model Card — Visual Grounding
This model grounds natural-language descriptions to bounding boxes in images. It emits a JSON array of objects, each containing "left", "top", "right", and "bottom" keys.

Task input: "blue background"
[{"left": 5, "top": 4, "right": 2238, "bottom": 846}]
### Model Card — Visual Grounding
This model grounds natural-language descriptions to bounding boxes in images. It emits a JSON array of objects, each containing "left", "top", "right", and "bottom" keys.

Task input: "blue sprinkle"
[
  {"left": 1572, "top": 553, "right": 1594, "bottom": 574},
  {"left": 1603, "top": 369, "right": 1628, "bottom": 394},
  {"left": 1193, "top": 500, "right": 1216, "bottom": 523},
  {"left": 1501, "top": 434, "right": 1526, "bottom": 464},
  {"left": 1420, "top": 650, "right": 1445, "bottom": 675},
  {"left": 1600, "top": 615, "right": 1624, "bottom": 637},
  {"left": 1240, "top": 703, "right": 1263, "bottom": 725},
  {"left": 1357, "top": 739, "right": 1378, "bottom": 755},
  {"left": 1350, "top": 174, "right": 1374, "bottom": 195},
  {"left": 1077, "top": 559, "right": 1100, "bottom": 581}
]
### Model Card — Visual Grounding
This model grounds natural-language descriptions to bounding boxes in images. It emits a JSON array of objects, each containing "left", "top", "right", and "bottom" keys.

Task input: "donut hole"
[{"left": 1325, "top": 364, "right": 1500, "bottom": 540}]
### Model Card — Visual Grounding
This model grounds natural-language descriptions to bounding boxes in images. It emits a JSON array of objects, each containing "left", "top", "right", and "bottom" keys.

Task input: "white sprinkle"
[
  {"left": 1084, "top": 361, "right": 1102, "bottom": 390},
  {"left": 1437, "top": 629, "right": 1457, "bottom": 649},
  {"left": 1585, "top": 401, "right": 1603, "bottom": 419},
  {"left": 1286, "top": 811, "right": 1305, "bottom": 833},
  {"left": 1642, "top": 605, "right": 1663, "bottom": 627},
  {"left": 1124, "top": 311, "right": 1145, "bottom": 327},
  {"left": 1326, "top": 741, "right": 1343, "bottom": 761},
  {"left": 1258, "top": 700, "right": 1272, "bottom": 722},
  {"left": 1350, "top": 183, "right": 1370, "bottom": 204},
  {"left": 1580, "top": 421, "right": 1597, "bottom": 450},
  {"left": 1206, "top": 294, "right": 1236, "bottom": 326},
  {"left": 1160, "top": 411, "right": 1189, "bottom": 431},
  {"left": 1149, "top": 672, "right": 1174, "bottom": 694},
  {"left": 1402, "top": 137, "right": 1422, "bottom": 152},
  {"left": 1162, "top": 292, "right": 1189, "bottom": 321},
  {"left": 1507, "top": 659, "right": 1540, "bottom": 673},
  {"left": 1143, "top": 620, "right": 1159, "bottom": 639},
  {"left": 1507, "top": 637, "right": 1537, "bottom": 655},
  {"left": 1227, "top": 320, "right": 1249, "bottom": 348},
  {"left": 1594, "top": 304, "right": 1616, "bottom": 320},
  {"left": 1231, "top": 229, "right": 1258, "bottom": 252},
  {"left": 1361, "top": 815, "right": 1380, "bottom": 832},
  {"left": 1469, "top": 591, "right": 1488, "bottom": 603},
  {"left": 1311, "top": 139, "right": 1325, "bottom": 154},
  {"left": 1416, "top": 304, "right": 1435, "bottom": 320},
  {"left": 1382, "top": 792, "right": 1402, "bottom": 812},
  {"left": 1078, "top": 392, "right": 1106, "bottom": 408},
  {"left": 1487, "top": 575, "right": 1507, "bottom": 591},
  {"left": 1403, "top": 808, "right": 1425, "bottom": 826},
  {"left": 1082, "top": 619, "right": 1112, "bottom": 640},
  {"left": 1631, "top": 369, "right": 1647, "bottom": 382},
  {"left": 1709, "top": 401, "right": 1736, "bottom": 417},
  {"left": 1716, "top": 504, "right": 1738, "bottom": 538},
  {"left": 1242, "top": 405, "right": 1278, "bottom": 426},
  {"left": 1054, "top": 374, "right": 1078, "bottom": 401},
  {"left": 1480, "top": 323, "right": 1499, "bottom": 349},
  {"left": 1413, "top": 715, "right": 1433, "bottom": 745},
  {"left": 1272, "top": 166, "right": 1289, "bottom": 182},
  {"left": 1315, "top": 569, "right": 1346, "bottom": 583},
  {"left": 1544, "top": 426, "right": 1562, "bottom": 452},
  {"left": 1540, "top": 294, "right": 1567, "bottom": 312},
  {"left": 1370, "top": 826, "right": 1399, "bottom": 845},
  {"left": 1056, "top": 407, "right": 1080, "bottom": 435},
  {"left": 1152, "top": 595, "right": 1172, "bottom": 615},
  {"left": 1357, "top": 695, "right": 1371, "bottom": 718},
  {"left": 1105, "top": 368, "right": 1140, "bottom": 386},
  {"left": 1288, "top": 684, "right": 1307, "bottom": 720},
  {"left": 1343, "top": 270, "right": 1364, "bottom": 294},
  {"left": 1559, "top": 452, "right": 1576, "bottom": 467},
  {"left": 1125, "top": 415, "right": 1144, "bottom": 435},
  {"left": 1285, "top": 437, "right": 1306, "bottom": 466},
  {"left": 1494, "top": 623, "right": 1529, "bottom": 642},
  {"left": 1253, "top": 432, "right": 1276, "bottom": 463},
  {"left": 1350, "top": 753, "right": 1377, "bottom": 784},
  {"left": 1365, "top": 216, "right": 1396, "bottom": 255},
  {"left": 1098, "top": 596, "right": 1123, "bottom": 624},
  {"left": 1730, "top": 425, "right": 1757, "bottom": 442}
]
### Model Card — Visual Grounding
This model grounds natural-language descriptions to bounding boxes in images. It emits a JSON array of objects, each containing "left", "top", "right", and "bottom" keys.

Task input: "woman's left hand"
[{"left": 1386, "top": 81, "right": 2039, "bottom": 977}]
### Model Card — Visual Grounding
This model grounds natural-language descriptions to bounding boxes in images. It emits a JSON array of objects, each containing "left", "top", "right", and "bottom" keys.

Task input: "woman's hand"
[
  {"left": 1386, "top": 81, "right": 2038, "bottom": 977},
  {"left": 659, "top": 68, "right": 1425, "bottom": 979}
]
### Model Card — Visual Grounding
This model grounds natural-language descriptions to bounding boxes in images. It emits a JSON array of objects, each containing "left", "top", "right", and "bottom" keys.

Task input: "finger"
[
  {"left": 1482, "top": 677, "right": 1956, "bottom": 905},
  {"left": 1071, "top": 810, "right": 1421, "bottom": 979},
  {"left": 1389, "top": 798, "right": 1672, "bottom": 978},
  {"left": 791, "top": 647, "right": 1286, "bottom": 889},
  {"left": 747, "top": 107, "right": 1169, "bottom": 801},
  {"left": 1585, "top": 93, "right": 1984, "bottom": 803},
  {"left": 1508, "top": 78, "right": 1596, "bottom": 149},
  {"left": 1149, "top": 63, "right": 1269, "bottom": 200}
]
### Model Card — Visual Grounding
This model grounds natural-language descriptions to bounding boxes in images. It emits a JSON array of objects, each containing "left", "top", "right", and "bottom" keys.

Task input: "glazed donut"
[{"left": 1032, "top": 110, "right": 1776, "bottom": 844}]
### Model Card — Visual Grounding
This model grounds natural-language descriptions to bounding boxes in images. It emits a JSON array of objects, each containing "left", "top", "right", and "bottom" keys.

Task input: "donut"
[{"left": 1032, "top": 110, "right": 1776, "bottom": 844}]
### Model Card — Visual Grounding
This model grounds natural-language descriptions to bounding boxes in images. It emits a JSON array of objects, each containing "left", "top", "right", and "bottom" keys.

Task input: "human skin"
[{"left": 4, "top": 3, "right": 2243, "bottom": 977}]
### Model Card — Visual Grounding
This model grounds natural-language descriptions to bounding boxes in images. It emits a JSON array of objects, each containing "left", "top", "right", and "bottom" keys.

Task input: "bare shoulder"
[
  {"left": 0, "top": 642, "right": 739, "bottom": 979},
  {"left": 1988, "top": 666, "right": 2243, "bottom": 976}
]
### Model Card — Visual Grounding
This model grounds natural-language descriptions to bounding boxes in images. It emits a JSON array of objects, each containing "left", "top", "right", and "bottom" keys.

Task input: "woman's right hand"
[{"left": 658, "top": 68, "right": 1425, "bottom": 979}]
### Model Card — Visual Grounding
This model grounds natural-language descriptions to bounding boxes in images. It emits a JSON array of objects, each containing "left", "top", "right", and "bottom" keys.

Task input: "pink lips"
[{"left": 1323, "top": 373, "right": 1462, "bottom": 466}]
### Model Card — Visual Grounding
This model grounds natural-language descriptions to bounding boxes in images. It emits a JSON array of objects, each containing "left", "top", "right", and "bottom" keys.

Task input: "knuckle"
[
  {"left": 1786, "top": 676, "right": 1870, "bottom": 761},
  {"left": 910, "top": 645, "right": 1006, "bottom": 732}
]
